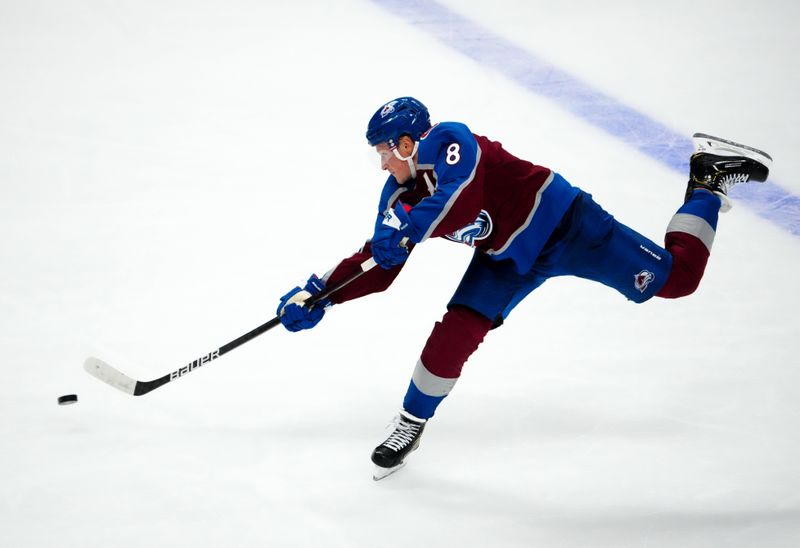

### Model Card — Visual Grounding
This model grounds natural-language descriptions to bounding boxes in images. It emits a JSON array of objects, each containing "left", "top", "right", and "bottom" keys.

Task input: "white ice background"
[{"left": 1, "top": 1, "right": 799, "bottom": 547}]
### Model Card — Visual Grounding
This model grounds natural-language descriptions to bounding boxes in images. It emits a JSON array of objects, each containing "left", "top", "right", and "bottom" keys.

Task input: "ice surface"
[{"left": 1, "top": 1, "right": 798, "bottom": 547}]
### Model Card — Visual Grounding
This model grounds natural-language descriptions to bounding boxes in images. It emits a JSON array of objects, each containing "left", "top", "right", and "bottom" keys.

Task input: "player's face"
[{"left": 375, "top": 143, "right": 412, "bottom": 183}]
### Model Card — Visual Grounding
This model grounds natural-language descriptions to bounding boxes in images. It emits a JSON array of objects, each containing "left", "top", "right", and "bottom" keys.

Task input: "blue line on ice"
[{"left": 371, "top": 0, "right": 800, "bottom": 236}]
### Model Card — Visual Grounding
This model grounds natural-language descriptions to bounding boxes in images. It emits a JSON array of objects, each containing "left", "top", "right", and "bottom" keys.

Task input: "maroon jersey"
[{"left": 323, "top": 123, "right": 579, "bottom": 303}]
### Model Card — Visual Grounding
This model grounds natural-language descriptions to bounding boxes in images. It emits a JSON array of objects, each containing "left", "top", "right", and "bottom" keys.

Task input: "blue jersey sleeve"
[
  {"left": 377, "top": 174, "right": 406, "bottom": 213},
  {"left": 402, "top": 122, "right": 481, "bottom": 242}
]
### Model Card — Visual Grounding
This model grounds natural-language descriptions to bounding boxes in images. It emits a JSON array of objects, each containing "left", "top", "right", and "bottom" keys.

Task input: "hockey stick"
[{"left": 84, "top": 256, "right": 379, "bottom": 396}]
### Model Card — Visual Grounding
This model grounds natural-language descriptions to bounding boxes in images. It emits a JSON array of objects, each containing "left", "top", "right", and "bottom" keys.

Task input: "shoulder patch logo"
[
  {"left": 445, "top": 210, "right": 493, "bottom": 247},
  {"left": 634, "top": 270, "right": 655, "bottom": 293}
]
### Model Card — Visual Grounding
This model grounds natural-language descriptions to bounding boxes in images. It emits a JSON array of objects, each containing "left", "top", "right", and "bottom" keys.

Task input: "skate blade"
[
  {"left": 692, "top": 133, "right": 773, "bottom": 167},
  {"left": 373, "top": 462, "right": 406, "bottom": 481}
]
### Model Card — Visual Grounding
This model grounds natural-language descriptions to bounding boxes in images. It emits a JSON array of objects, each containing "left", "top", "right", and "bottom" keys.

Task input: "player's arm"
[
  {"left": 277, "top": 177, "right": 412, "bottom": 331},
  {"left": 323, "top": 239, "right": 410, "bottom": 303},
  {"left": 276, "top": 240, "right": 411, "bottom": 332}
]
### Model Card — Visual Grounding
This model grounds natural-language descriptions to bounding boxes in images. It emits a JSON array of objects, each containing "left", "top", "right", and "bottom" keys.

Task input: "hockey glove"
[
  {"left": 277, "top": 274, "right": 331, "bottom": 332},
  {"left": 371, "top": 204, "right": 413, "bottom": 269}
]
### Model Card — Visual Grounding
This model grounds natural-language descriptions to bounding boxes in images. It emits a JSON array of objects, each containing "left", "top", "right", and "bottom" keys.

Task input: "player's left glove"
[
  {"left": 277, "top": 274, "right": 331, "bottom": 332},
  {"left": 371, "top": 203, "right": 418, "bottom": 269}
]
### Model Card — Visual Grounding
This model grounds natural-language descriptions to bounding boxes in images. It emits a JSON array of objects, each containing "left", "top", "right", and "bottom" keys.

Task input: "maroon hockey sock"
[
  {"left": 657, "top": 231, "right": 711, "bottom": 298},
  {"left": 402, "top": 306, "right": 493, "bottom": 418}
]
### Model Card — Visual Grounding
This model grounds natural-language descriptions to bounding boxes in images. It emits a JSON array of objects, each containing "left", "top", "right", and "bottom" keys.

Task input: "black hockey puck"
[{"left": 57, "top": 394, "right": 78, "bottom": 405}]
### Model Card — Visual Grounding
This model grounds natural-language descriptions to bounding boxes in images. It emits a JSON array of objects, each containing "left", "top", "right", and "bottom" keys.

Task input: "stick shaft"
[{"left": 86, "top": 257, "right": 378, "bottom": 396}]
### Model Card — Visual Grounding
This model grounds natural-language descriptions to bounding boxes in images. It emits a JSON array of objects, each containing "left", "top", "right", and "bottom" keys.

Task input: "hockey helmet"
[{"left": 366, "top": 97, "right": 431, "bottom": 148}]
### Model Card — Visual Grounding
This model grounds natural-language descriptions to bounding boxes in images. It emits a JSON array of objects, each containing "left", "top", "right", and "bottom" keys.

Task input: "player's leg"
[
  {"left": 547, "top": 189, "right": 731, "bottom": 302},
  {"left": 401, "top": 252, "right": 546, "bottom": 419},
  {"left": 371, "top": 252, "right": 545, "bottom": 478},
  {"left": 370, "top": 304, "right": 492, "bottom": 479},
  {"left": 658, "top": 133, "right": 772, "bottom": 297},
  {"left": 547, "top": 132, "right": 772, "bottom": 301},
  {"left": 656, "top": 190, "right": 718, "bottom": 298},
  {"left": 544, "top": 191, "right": 674, "bottom": 302}
]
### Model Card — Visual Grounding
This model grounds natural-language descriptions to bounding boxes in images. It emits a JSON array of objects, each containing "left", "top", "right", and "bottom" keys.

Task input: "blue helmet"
[{"left": 366, "top": 97, "right": 431, "bottom": 147}]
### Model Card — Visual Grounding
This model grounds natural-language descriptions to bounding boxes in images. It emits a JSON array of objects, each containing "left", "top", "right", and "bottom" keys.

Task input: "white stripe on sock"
[{"left": 667, "top": 213, "right": 716, "bottom": 252}]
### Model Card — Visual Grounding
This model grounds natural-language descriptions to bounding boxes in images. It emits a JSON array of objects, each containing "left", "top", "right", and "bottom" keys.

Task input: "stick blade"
[{"left": 83, "top": 356, "right": 138, "bottom": 396}]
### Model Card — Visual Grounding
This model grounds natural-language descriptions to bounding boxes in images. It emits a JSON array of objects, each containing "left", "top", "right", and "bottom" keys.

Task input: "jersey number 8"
[{"left": 446, "top": 143, "right": 461, "bottom": 165}]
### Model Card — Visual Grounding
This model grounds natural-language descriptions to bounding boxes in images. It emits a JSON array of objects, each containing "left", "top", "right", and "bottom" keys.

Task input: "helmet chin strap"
[{"left": 393, "top": 141, "right": 419, "bottom": 179}]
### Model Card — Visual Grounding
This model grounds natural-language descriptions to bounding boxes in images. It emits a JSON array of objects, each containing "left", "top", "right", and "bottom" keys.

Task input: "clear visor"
[
  {"left": 376, "top": 146, "right": 395, "bottom": 164},
  {"left": 370, "top": 141, "right": 417, "bottom": 171},
  {"left": 373, "top": 145, "right": 398, "bottom": 169}
]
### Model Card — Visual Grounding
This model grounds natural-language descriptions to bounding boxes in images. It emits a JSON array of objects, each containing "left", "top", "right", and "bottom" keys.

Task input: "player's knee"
[
  {"left": 659, "top": 231, "right": 711, "bottom": 299},
  {"left": 420, "top": 306, "right": 493, "bottom": 377},
  {"left": 657, "top": 268, "right": 702, "bottom": 299}
]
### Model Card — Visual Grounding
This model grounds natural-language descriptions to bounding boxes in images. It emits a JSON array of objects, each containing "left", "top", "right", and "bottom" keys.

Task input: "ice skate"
[
  {"left": 372, "top": 409, "right": 426, "bottom": 481},
  {"left": 685, "top": 133, "right": 772, "bottom": 210}
]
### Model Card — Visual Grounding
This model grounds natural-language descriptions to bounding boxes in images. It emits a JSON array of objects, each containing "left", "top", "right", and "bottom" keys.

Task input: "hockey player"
[{"left": 276, "top": 97, "right": 772, "bottom": 480}]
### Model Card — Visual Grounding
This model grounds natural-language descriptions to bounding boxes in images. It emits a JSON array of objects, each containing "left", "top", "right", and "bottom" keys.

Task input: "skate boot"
[
  {"left": 371, "top": 409, "right": 426, "bottom": 481},
  {"left": 685, "top": 133, "right": 772, "bottom": 211}
]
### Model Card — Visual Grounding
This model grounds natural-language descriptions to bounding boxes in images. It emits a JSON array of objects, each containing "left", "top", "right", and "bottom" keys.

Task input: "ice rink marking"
[{"left": 371, "top": 0, "right": 800, "bottom": 236}]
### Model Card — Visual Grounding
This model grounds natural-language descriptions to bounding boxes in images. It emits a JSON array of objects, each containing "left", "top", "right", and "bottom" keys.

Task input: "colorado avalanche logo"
[
  {"left": 634, "top": 270, "right": 655, "bottom": 293},
  {"left": 445, "top": 210, "right": 493, "bottom": 247},
  {"left": 380, "top": 101, "right": 398, "bottom": 118}
]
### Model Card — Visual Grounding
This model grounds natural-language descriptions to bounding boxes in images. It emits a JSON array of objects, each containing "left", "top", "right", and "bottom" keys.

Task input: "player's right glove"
[
  {"left": 371, "top": 204, "right": 413, "bottom": 269},
  {"left": 277, "top": 274, "right": 330, "bottom": 332}
]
